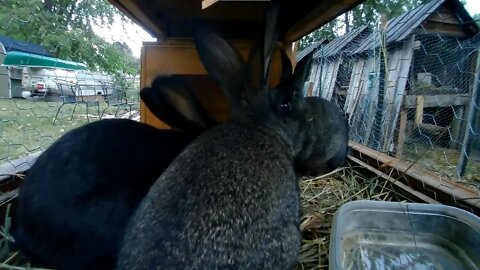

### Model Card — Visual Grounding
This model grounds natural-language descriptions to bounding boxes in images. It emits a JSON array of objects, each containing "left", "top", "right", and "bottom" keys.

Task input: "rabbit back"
[
  {"left": 118, "top": 123, "right": 301, "bottom": 269},
  {"left": 12, "top": 119, "right": 194, "bottom": 270}
]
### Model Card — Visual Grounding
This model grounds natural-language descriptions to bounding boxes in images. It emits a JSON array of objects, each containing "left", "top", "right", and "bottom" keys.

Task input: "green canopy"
[{"left": 2, "top": 51, "right": 87, "bottom": 70}]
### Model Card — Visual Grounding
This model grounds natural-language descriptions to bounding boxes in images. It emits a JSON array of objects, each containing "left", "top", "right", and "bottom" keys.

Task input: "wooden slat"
[
  {"left": 202, "top": 0, "right": 221, "bottom": 9},
  {"left": 396, "top": 104, "right": 408, "bottom": 158},
  {"left": 0, "top": 152, "right": 41, "bottom": 181},
  {"left": 285, "top": 0, "right": 365, "bottom": 42},
  {"left": 108, "top": 0, "right": 163, "bottom": 38},
  {"left": 111, "top": 0, "right": 366, "bottom": 41},
  {"left": 422, "top": 21, "right": 467, "bottom": 37},
  {"left": 140, "top": 39, "right": 284, "bottom": 128},
  {"left": 381, "top": 36, "right": 415, "bottom": 151},
  {"left": 348, "top": 155, "right": 440, "bottom": 204},
  {"left": 415, "top": 95, "right": 425, "bottom": 125},
  {"left": 349, "top": 141, "right": 480, "bottom": 211},
  {"left": 405, "top": 94, "right": 471, "bottom": 108},
  {"left": 426, "top": 12, "right": 462, "bottom": 25}
]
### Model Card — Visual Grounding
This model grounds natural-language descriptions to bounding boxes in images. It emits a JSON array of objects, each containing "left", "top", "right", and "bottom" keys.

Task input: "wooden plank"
[
  {"left": 0, "top": 152, "right": 41, "bottom": 181},
  {"left": 140, "top": 39, "right": 284, "bottom": 128},
  {"left": 422, "top": 21, "right": 467, "bottom": 37},
  {"left": 324, "top": 58, "right": 343, "bottom": 101},
  {"left": 450, "top": 105, "right": 465, "bottom": 149},
  {"left": 396, "top": 104, "right": 408, "bottom": 158},
  {"left": 348, "top": 155, "right": 440, "bottom": 204},
  {"left": 349, "top": 141, "right": 480, "bottom": 210},
  {"left": 415, "top": 95, "right": 425, "bottom": 125},
  {"left": 405, "top": 94, "right": 471, "bottom": 108},
  {"left": 426, "top": 12, "right": 462, "bottom": 25},
  {"left": 108, "top": 0, "right": 163, "bottom": 38},
  {"left": 202, "top": 0, "right": 221, "bottom": 9},
  {"left": 285, "top": 0, "right": 365, "bottom": 42},
  {"left": 381, "top": 36, "right": 415, "bottom": 152},
  {"left": 345, "top": 58, "right": 365, "bottom": 116}
]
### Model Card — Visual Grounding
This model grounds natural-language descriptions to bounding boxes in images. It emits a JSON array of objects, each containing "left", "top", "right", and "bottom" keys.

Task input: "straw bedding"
[{"left": 0, "top": 166, "right": 407, "bottom": 269}]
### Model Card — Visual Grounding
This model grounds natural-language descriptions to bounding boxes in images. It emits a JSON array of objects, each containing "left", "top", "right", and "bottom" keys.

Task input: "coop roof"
[
  {"left": 313, "top": 26, "right": 372, "bottom": 59},
  {"left": 0, "top": 35, "right": 52, "bottom": 57},
  {"left": 107, "top": 0, "right": 367, "bottom": 42},
  {"left": 352, "top": 0, "right": 479, "bottom": 55},
  {"left": 296, "top": 39, "right": 328, "bottom": 61}
]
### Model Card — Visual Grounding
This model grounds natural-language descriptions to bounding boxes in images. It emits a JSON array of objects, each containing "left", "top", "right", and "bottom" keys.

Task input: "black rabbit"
[
  {"left": 117, "top": 7, "right": 316, "bottom": 269},
  {"left": 295, "top": 96, "right": 349, "bottom": 176},
  {"left": 11, "top": 75, "right": 217, "bottom": 270}
]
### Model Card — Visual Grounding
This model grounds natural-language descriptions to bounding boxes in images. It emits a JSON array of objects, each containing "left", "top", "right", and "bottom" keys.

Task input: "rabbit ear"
[
  {"left": 247, "top": 2, "right": 280, "bottom": 92},
  {"left": 280, "top": 50, "right": 293, "bottom": 82},
  {"left": 140, "top": 76, "right": 217, "bottom": 134},
  {"left": 194, "top": 21, "right": 246, "bottom": 112},
  {"left": 292, "top": 51, "right": 314, "bottom": 89}
]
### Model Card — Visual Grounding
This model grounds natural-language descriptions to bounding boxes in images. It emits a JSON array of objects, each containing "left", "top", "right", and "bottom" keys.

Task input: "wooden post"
[
  {"left": 415, "top": 95, "right": 425, "bottom": 125},
  {"left": 396, "top": 104, "right": 408, "bottom": 158},
  {"left": 457, "top": 61, "right": 480, "bottom": 176}
]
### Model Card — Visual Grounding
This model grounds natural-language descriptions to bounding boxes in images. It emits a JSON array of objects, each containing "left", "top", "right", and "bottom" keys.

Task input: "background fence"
[{"left": 305, "top": 5, "right": 480, "bottom": 199}]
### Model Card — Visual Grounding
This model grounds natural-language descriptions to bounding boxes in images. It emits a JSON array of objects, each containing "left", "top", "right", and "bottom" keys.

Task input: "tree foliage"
[
  {"left": 473, "top": 13, "right": 480, "bottom": 28},
  {"left": 298, "top": 0, "right": 457, "bottom": 50},
  {"left": 0, "top": 0, "right": 139, "bottom": 75}
]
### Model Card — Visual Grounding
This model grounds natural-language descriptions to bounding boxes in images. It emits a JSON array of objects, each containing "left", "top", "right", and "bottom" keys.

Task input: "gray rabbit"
[
  {"left": 11, "top": 75, "right": 217, "bottom": 270},
  {"left": 295, "top": 96, "right": 349, "bottom": 176},
  {"left": 117, "top": 8, "right": 316, "bottom": 270}
]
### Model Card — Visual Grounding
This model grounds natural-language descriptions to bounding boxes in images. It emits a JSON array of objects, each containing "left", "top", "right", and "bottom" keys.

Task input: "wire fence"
[
  {"left": 306, "top": 8, "right": 480, "bottom": 199},
  {"left": 0, "top": 78, "right": 141, "bottom": 167}
]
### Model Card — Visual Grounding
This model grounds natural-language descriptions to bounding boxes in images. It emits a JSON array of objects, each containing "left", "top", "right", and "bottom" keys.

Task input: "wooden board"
[
  {"left": 108, "top": 0, "right": 367, "bottom": 42},
  {"left": 320, "top": 58, "right": 343, "bottom": 101},
  {"left": 381, "top": 36, "right": 415, "bottom": 152},
  {"left": 414, "top": 95, "right": 425, "bottom": 125},
  {"left": 349, "top": 141, "right": 480, "bottom": 213},
  {"left": 140, "top": 39, "right": 285, "bottom": 129},
  {"left": 404, "top": 94, "right": 471, "bottom": 108}
]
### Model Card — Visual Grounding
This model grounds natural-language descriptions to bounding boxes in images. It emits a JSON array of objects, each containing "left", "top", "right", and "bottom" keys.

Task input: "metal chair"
[
  {"left": 100, "top": 85, "right": 139, "bottom": 119},
  {"left": 52, "top": 81, "right": 101, "bottom": 124}
]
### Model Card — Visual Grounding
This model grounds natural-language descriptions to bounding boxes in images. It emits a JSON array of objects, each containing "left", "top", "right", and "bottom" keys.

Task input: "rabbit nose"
[{"left": 280, "top": 102, "right": 292, "bottom": 113}]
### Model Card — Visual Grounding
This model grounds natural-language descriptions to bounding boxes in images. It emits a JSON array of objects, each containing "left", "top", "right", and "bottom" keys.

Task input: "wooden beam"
[
  {"left": 0, "top": 151, "right": 41, "bottom": 182},
  {"left": 285, "top": 0, "right": 365, "bottom": 42},
  {"left": 426, "top": 12, "right": 462, "bottom": 25},
  {"left": 405, "top": 94, "right": 470, "bottom": 108},
  {"left": 348, "top": 155, "right": 441, "bottom": 204},
  {"left": 202, "top": 0, "right": 221, "bottom": 9},
  {"left": 415, "top": 95, "right": 424, "bottom": 125},
  {"left": 396, "top": 105, "right": 408, "bottom": 158},
  {"left": 349, "top": 141, "right": 480, "bottom": 213},
  {"left": 422, "top": 21, "right": 467, "bottom": 37},
  {"left": 108, "top": 0, "right": 164, "bottom": 38}
]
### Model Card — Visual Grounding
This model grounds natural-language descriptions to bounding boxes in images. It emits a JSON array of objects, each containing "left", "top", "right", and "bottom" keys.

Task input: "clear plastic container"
[{"left": 329, "top": 200, "right": 480, "bottom": 270}]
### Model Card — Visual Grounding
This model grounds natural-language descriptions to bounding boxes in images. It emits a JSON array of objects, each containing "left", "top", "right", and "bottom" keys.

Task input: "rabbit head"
[{"left": 194, "top": 14, "right": 314, "bottom": 157}]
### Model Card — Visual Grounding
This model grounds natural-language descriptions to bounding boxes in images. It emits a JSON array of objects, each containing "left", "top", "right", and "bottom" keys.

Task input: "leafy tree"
[
  {"left": 0, "top": 0, "right": 139, "bottom": 75},
  {"left": 473, "top": 13, "right": 480, "bottom": 28},
  {"left": 298, "top": 0, "right": 434, "bottom": 49}
]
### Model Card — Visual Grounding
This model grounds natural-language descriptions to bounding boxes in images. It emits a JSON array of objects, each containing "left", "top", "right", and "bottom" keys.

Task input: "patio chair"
[
  {"left": 52, "top": 81, "right": 101, "bottom": 124},
  {"left": 100, "top": 85, "right": 139, "bottom": 119}
]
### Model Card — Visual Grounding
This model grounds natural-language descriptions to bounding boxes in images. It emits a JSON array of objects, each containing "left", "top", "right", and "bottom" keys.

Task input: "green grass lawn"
[{"left": 0, "top": 98, "right": 137, "bottom": 161}]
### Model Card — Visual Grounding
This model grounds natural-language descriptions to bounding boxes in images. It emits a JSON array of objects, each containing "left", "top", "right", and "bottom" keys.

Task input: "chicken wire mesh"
[
  {"left": 0, "top": 0, "right": 142, "bottom": 172},
  {"left": 306, "top": 8, "right": 480, "bottom": 201}
]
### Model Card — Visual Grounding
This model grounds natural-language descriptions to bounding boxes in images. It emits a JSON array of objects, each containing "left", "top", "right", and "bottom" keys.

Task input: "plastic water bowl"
[{"left": 329, "top": 200, "right": 480, "bottom": 270}]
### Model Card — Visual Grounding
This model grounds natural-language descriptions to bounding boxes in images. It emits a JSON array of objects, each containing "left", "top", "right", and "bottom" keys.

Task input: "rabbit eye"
[{"left": 280, "top": 102, "right": 292, "bottom": 113}]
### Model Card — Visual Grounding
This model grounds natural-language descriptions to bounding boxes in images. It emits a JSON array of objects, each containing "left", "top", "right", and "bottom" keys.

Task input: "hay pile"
[
  {"left": 0, "top": 166, "right": 407, "bottom": 270},
  {"left": 295, "top": 166, "right": 408, "bottom": 269}
]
